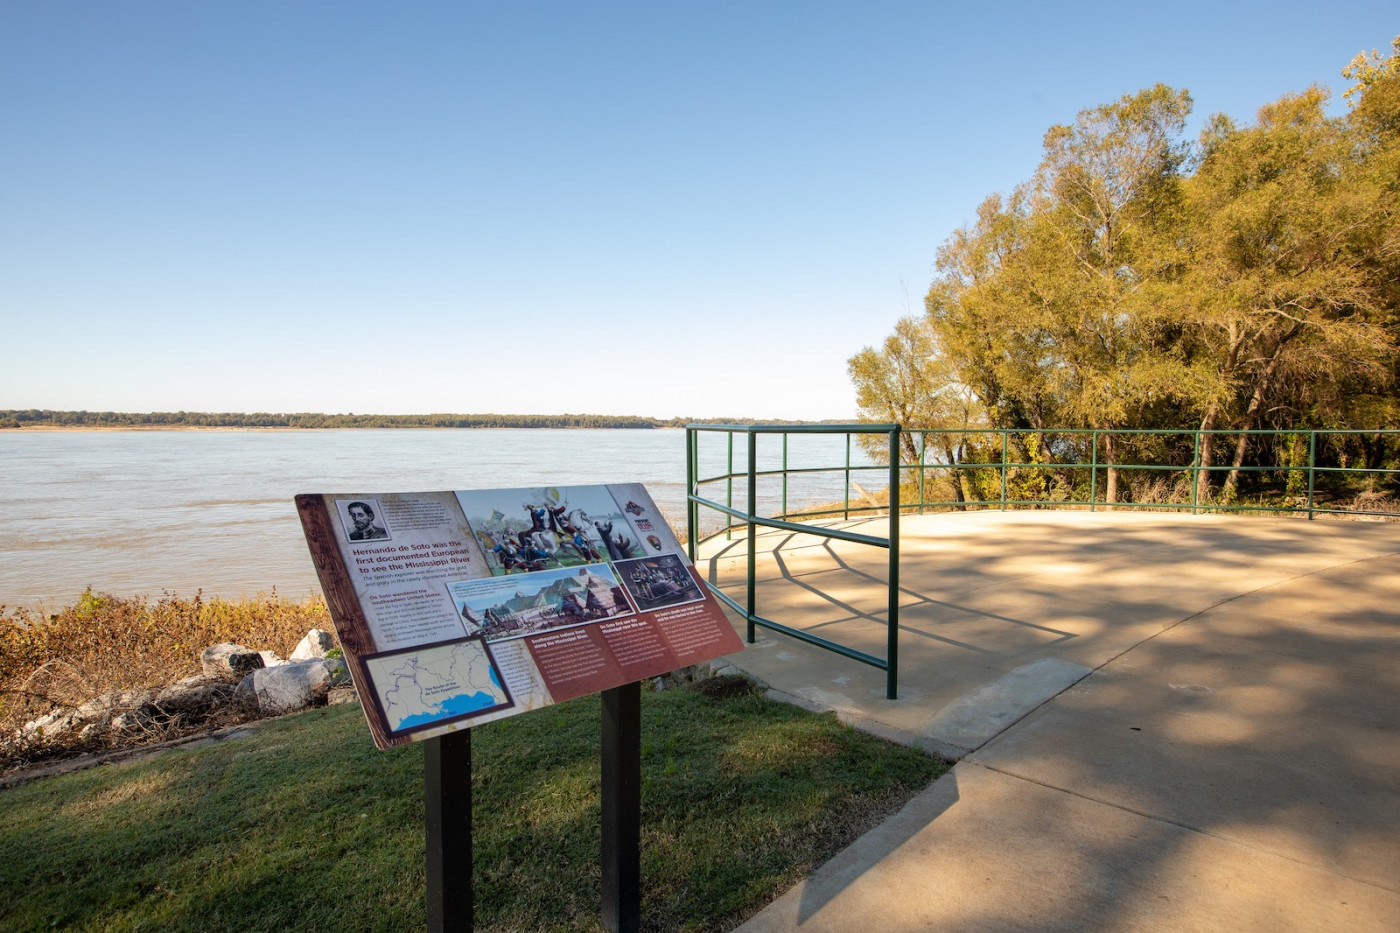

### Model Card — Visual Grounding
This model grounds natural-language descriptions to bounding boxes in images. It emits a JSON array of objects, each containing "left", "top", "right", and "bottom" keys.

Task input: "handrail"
[
  {"left": 899, "top": 427, "right": 1400, "bottom": 520},
  {"left": 690, "top": 499, "right": 892, "bottom": 548},
  {"left": 684, "top": 425, "right": 1398, "bottom": 702},
  {"left": 686, "top": 423, "right": 902, "bottom": 699}
]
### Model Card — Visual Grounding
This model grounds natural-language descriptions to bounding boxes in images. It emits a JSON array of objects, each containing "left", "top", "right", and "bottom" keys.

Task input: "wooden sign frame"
[{"left": 296, "top": 483, "right": 741, "bottom": 750}]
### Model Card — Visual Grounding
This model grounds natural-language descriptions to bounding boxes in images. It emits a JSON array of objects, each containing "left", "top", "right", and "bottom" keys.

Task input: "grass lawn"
[{"left": 0, "top": 683, "right": 945, "bottom": 932}]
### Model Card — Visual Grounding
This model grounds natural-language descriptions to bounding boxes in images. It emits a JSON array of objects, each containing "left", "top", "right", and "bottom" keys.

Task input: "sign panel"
[{"left": 296, "top": 484, "right": 743, "bottom": 749}]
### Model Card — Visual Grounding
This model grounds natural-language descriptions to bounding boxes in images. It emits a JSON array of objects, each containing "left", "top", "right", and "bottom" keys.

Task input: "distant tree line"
[
  {"left": 849, "top": 39, "right": 1400, "bottom": 505},
  {"left": 0, "top": 410, "right": 804, "bottom": 430}
]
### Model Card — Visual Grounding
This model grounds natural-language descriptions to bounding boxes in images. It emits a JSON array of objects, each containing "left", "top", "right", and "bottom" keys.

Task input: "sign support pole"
[
  {"left": 601, "top": 681, "right": 641, "bottom": 933},
  {"left": 425, "top": 729, "right": 473, "bottom": 932}
]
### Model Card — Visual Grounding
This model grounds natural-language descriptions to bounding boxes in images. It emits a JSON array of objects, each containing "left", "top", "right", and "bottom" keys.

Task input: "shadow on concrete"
[{"left": 715, "top": 512, "right": 1400, "bottom": 931}]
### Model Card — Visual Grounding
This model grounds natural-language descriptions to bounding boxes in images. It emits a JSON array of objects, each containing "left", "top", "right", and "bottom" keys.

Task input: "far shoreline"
[
  {"left": 0, "top": 424, "right": 680, "bottom": 432},
  {"left": 0, "top": 410, "right": 817, "bottom": 432},
  {"left": 2, "top": 413, "right": 820, "bottom": 432}
]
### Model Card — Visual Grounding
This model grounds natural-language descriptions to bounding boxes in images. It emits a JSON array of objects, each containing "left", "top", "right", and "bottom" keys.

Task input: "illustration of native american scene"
[
  {"left": 455, "top": 485, "right": 643, "bottom": 576},
  {"left": 446, "top": 564, "right": 634, "bottom": 642},
  {"left": 614, "top": 554, "right": 705, "bottom": 612}
]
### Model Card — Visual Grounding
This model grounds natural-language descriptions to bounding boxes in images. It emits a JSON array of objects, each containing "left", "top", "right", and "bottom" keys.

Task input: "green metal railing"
[
  {"left": 686, "top": 424, "right": 902, "bottom": 699},
  {"left": 902, "top": 428, "right": 1400, "bottom": 519},
  {"left": 684, "top": 425, "right": 1397, "bottom": 697}
]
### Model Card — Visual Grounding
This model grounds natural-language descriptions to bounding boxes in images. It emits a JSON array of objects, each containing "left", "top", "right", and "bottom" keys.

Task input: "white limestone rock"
[
  {"left": 289, "top": 629, "right": 335, "bottom": 661},
  {"left": 21, "top": 708, "right": 78, "bottom": 739},
  {"left": 233, "top": 671, "right": 258, "bottom": 708},
  {"left": 327, "top": 655, "right": 352, "bottom": 687},
  {"left": 76, "top": 689, "right": 153, "bottom": 721},
  {"left": 253, "top": 659, "right": 335, "bottom": 716},
  {"left": 23, "top": 689, "right": 156, "bottom": 740}
]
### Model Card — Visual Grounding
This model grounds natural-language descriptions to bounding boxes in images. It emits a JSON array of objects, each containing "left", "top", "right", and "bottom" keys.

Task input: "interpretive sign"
[{"left": 296, "top": 483, "right": 743, "bottom": 749}]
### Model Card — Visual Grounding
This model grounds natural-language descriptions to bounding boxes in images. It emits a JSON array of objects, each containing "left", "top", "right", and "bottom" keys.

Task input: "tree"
[
  {"left": 847, "top": 315, "right": 985, "bottom": 504},
  {"left": 1180, "top": 80, "right": 1397, "bottom": 498},
  {"left": 854, "top": 49, "right": 1400, "bottom": 508},
  {"left": 924, "top": 190, "right": 1055, "bottom": 431},
  {"left": 1030, "top": 85, "right": 1206, "bottom": 501},
  {"left": 924, "top": 87, "right": 1208, "bottom": 502}
]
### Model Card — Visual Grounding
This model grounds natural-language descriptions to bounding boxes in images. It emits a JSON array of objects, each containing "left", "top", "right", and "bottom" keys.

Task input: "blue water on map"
[
  {"left": 1, "top": 428, "right": 874, "bottom": 607},
  {"left": 396, "top": 692, "right": 503, "bottom": 729},
  {"left": 392, "top": 666, "right": 508, "bottom": 729}
]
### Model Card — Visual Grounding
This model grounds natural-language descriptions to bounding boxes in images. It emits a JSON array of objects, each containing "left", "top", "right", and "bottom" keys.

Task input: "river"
[{"left": 1, "top": 428, "right": 874, "bottom": 608}]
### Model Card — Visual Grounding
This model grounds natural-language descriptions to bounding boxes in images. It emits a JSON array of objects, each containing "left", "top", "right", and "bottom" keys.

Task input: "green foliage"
[
  {"left": 1284, "top": 434, "right": 1308, "bottom": 498},
  {"left": 1007, "top": 433, "right": 1050, "bottom": 504},
  {"left": 858, "top": 39, "right": 1400, "bottom": 504}
]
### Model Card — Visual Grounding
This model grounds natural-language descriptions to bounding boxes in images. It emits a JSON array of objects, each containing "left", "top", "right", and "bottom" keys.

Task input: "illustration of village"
[
  {"left": 446, "top": 563, "right": 634, "bottom": 642},
  {"left": 447, "top": 485, "right": 706, "bottom": 642}
]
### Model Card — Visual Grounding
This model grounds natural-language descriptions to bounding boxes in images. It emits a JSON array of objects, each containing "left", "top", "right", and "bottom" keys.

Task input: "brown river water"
[{"left": 1, "top": 428, "right": 870, "bottom": 609}]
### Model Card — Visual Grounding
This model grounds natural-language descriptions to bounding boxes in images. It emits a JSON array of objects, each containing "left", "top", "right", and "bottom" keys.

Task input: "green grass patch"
[{"left": 0, "top": 685, "right": 945, "bottom": 931}]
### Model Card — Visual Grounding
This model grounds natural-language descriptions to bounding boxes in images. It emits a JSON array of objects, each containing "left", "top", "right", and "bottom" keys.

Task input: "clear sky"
[{"left": 2, "top": 2, "right": 1394, "bottom": 420}]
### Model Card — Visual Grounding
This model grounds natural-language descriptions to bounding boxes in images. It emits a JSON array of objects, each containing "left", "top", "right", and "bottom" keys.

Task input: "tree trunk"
[
  {"left": 1202, "top": 320, "right": 1248, "bottom": 503},
  {"left": 1224, "top": 325, "right": 1300, "bottom": 495},
  {"left": 1103, "top": 431, "right": 1120, "bottom": 504},
  {"left": 925, "top": 437, "right": 970, "bottom": 510},
  {"left": 1224, "top": 427, "right": 1251, "bottom": 498},
  {"left": 958, "top": 471, "right": 976, "bottom": 507},
  {"left": 951, "top": 478, "right": 967, "bottom": 505},
  {"left": 935, "top": 438, "right": 969, "bottom": 510},
  {"left": 899, "top": 432, "right": 919, "bottom": 464},
  {"left": 1196, "top": 404, "right": 1219, "bottom": 503}
]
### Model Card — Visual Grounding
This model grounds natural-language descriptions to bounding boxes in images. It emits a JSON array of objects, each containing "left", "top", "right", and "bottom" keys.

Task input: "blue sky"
[{"left": 2, "top": 2, "right": 1394, "bottom": 420}]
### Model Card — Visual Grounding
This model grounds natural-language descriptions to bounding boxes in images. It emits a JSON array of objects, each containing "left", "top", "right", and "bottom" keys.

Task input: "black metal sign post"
[
  {"left": 601, "top": 681, "right": 642, "bottom": 933},
  {"left": 299, "top": 485, "right": 735, "bottom": 933},
  {"left": 422, "top": 685, "right": 641, "bottom": 933},
  {"left": 425, "top": 729, "right": 473, "bottom": 932}
]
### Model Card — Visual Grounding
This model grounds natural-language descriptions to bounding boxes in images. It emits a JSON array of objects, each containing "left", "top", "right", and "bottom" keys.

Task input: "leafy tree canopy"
[{"left": 851, "top": 38, "right": 1400, "bottom": 502}]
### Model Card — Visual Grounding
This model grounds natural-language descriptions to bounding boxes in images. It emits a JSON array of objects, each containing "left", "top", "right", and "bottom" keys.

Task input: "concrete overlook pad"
[{"left": 698, "top": 511, "right": 1400, "bottom": 932}]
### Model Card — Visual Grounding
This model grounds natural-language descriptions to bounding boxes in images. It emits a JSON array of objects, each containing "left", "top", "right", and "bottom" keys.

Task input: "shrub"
[{"left": 1, "top": 589, "right": 333, "bottom": 765}]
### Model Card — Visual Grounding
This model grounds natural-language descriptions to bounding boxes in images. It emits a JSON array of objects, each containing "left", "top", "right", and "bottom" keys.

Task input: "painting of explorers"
[
  {"left": 455, "top": 485, "right": 642, "bottom": 577},
  {"left": 615, "top": 554, "right": 704, "bottom": 611},
  {"left": 447, "top": 564, "right": 635, "bottom": 642}
]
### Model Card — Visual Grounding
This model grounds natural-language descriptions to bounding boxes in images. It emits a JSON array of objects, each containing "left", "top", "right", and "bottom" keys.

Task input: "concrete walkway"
[{"left": 698, "top": 511, "right": 1400, "bottom": 932}]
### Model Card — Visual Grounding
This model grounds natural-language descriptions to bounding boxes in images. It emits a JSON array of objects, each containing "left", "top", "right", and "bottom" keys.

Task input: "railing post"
[
  {"left": 844, "top": 433, "right": 851, "bottom": 520},
  {"left": 1190, "top": 429, "right": 1200, "bottom": 516},
  {"left": 1000, "top": 431, "right": 1008, "bottom": 510},
  {"left": 781, "top": 433, "right": 789, "bottom": 520},
  {"left": 887, "top": 426, "right": 900, "bottom": 700},
  {"left": 917, "top": 431, "right": 926, "bottom": 515},
  {"left": 746, "top": 429, "right": 757, "bottom": 644},
  {"left": 686, "top": 428, "right": 697, "bottom": 562},
  {"left": 1307, "top": 431, "right": 1317, "bottom": 521},
  {"left": 726, "top": 432, "right": 734, "bottom": 541},
  {"left": 1090, "top": 430, "right": 1098, "bottom": 512}
]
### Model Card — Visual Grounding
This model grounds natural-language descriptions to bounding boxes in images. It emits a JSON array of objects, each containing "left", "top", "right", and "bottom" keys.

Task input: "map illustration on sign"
[
  {"left": 296, "top": 483, "right": 744, "bottom": 749},
  {"left": 362, "top": 637, "right": 513, "bottom": 736}
]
